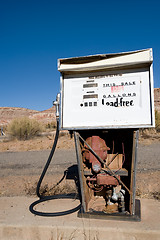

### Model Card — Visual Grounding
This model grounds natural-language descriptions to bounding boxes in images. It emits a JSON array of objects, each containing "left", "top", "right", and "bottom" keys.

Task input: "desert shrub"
[
  {"left": 155, "top": 110, "right": 160, "bottom": 132},
  {"left": 7, "top": 117, "right": 43, "bottom": 140},
  {"left": 151, "top": 191, "right": 160, "bottom": 201},
  {"left": 45, "top": 121, "right": 57, "bottom": 130}
]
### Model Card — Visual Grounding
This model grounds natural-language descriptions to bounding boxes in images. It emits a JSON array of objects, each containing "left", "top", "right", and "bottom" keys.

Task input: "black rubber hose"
[
  {"left": 29, "top": 119, "right": 81, "bottom": 217},
  {"left": 36, "top": 119, "right": 60, "bottom": 199}
]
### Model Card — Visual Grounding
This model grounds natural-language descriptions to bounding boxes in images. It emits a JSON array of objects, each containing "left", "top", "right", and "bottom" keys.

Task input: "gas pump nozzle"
[{"left": 53, "top": 93, "right": 60, "bottom": 118}]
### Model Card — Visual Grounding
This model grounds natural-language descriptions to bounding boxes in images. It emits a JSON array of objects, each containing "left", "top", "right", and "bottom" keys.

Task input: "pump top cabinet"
[
  {"left": 58, "top": 49, "right": 154, "bottom": 221},
  {"left": 58, "top": 48, "right": 154, "bottom": 130}
]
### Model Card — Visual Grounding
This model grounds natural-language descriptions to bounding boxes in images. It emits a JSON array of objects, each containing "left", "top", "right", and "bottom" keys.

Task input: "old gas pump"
[{"left": 58, "top": 49, "right": 155, "bottom": 221}]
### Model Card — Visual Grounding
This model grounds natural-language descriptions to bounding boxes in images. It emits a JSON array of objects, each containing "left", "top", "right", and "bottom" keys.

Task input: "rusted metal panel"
[
  {"left": 97, "top": 174, "right": 119, "bottom": 185},
  {"left": 74, "top": 132, "right": 93, "bottom": 212},
  {"left": 82, "top": 135, "right": 110, "bottom": 173},
  {"left": 84, "top": 168, "right": 128, "bottom": 176}
]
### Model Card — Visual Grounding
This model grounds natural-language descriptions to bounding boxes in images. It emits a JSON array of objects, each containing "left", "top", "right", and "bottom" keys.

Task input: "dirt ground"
[
  {"left": 0, "top": 133, "right": 160, "bottom": 201},
  {"left": 0, "top": 131, "right": 75, "bottom": 152}
]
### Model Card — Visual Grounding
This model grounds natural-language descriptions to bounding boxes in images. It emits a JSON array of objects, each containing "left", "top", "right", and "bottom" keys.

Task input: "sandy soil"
[
  {"left": 0, "top": 134, "right": 160, "bottom": 201},
  {"left": 0, "top": 132, "right": 74, "bottom": 152}
]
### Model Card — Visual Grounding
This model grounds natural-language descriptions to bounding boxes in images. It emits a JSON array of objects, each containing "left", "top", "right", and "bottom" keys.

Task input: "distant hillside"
[
  {"left": 0, "top": 88, "right": 159, "bottom": 126},
  {"left": 0, "top": 107, "right": 56, "bottom": 126},
  {"left": 154, "top": 88, "right": 160, "bottom": 112}
]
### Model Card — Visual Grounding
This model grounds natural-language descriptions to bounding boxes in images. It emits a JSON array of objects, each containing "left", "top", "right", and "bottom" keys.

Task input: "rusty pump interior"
[{"left": 74, "top": 129, "right": 140, "bottom": 221}]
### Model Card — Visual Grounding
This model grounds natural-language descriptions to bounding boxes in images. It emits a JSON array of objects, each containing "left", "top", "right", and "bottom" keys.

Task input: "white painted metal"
[
  {"left": 58, "top": 49, "right": 155, "bottom": 130},
  {"left": 58, "top": 49, "right": 153, "bottom": 72}
]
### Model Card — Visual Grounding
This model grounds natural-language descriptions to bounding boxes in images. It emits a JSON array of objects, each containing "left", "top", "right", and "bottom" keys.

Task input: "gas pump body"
[{"left": 58, "top": 49, "right": 154, "bottom": 220}]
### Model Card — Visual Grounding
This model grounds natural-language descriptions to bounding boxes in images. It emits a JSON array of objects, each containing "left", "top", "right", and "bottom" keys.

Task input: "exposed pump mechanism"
[{"left": 80, "top": 134, "right": 126, "bottom": 213}]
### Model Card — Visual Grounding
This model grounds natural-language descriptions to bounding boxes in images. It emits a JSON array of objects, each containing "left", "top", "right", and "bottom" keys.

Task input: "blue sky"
[{"left": 0, "top": 0, "right": 160, "bottom": 111}]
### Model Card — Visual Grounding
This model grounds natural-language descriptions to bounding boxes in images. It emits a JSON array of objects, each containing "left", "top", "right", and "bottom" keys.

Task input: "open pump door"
[{"left": 58, "top": 49, "right": 155, "bottom": 221}]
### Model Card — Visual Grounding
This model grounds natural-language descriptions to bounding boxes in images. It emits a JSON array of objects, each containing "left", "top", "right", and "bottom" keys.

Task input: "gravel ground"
[
  {"left": 0, "top": 149, "right": 77, "bottom": 177},
  {"left": 0, "top": 143, "right": 160, "bottom": 177},
  {"left": 0, "top": 142, "right": 160, "bottom": 198},
  {"left": 137, "top": 143, "right": 160, "bottom": 172}
]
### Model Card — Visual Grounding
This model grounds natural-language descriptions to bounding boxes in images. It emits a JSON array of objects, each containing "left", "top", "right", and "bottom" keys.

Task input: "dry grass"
[
  {"left": 136, "top": 188, "right": 160, "bottom": 201},
  {"left": 139, "top": 128, "right": 160, "bottom": 145},
  {"left": 151, "top": 191, "right": 160, "bottom": 200},
  {"left": 25, "top": 181, "right": 77, "bottom": 197},
  {"left": 155, "top": 110, "right": 160, "bottom": 132},
  {"left": 45, "top": 121, "right": 57, "bottom": 130}
]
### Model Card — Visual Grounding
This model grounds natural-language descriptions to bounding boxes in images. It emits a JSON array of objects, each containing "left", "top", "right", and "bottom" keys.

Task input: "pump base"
[{"left": 78, "top": 199, "right": 141, "bottom": 222}]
